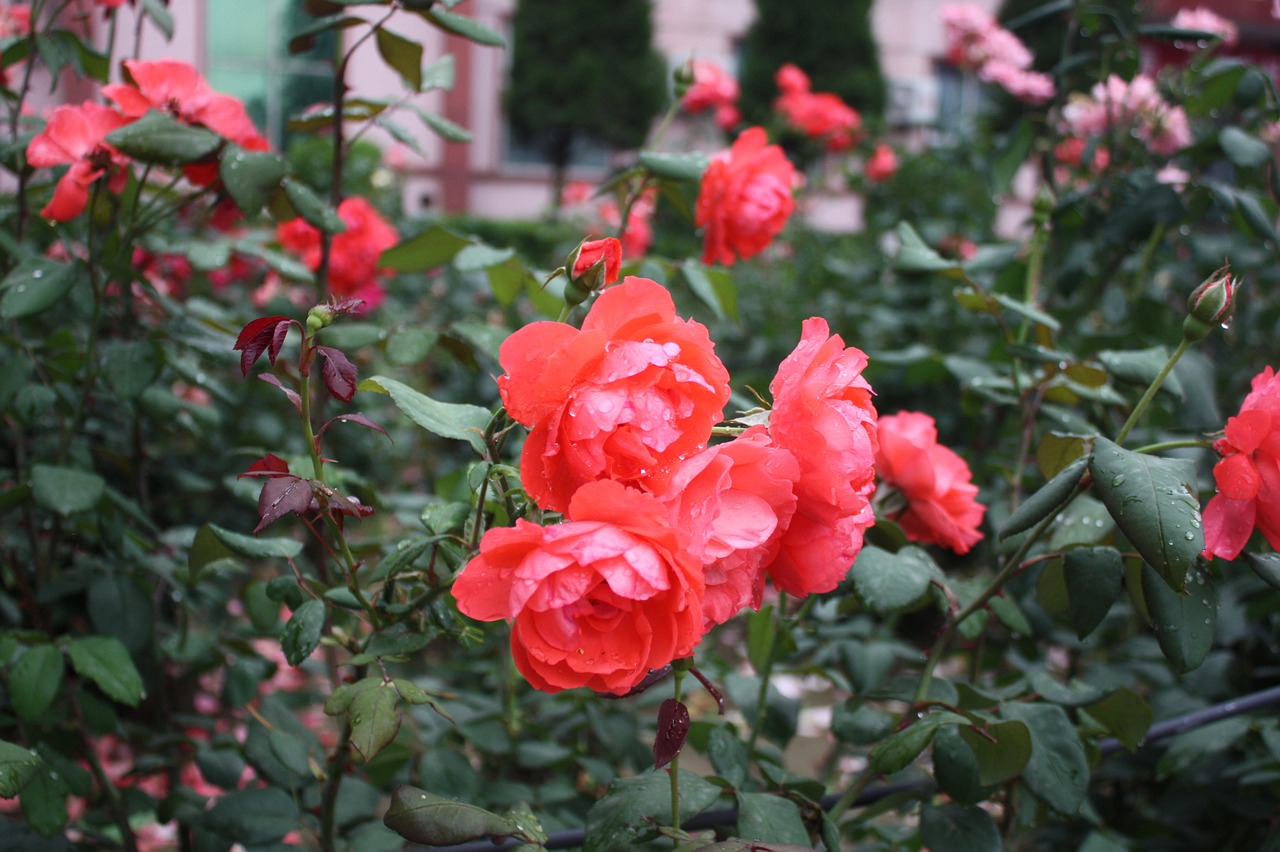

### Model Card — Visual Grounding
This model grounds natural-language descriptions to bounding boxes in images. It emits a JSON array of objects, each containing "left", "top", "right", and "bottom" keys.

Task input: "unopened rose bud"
[
  {"left": 563, "top": 237, "right": 622, "bottom": 308},
  {"left": 306, "top": 304, "right": 335, "bottom": 332},
  {"left": 1183, "top": 265, "right": 1237, "bottom": 341},
  {"left": 673, "top": 59, "right": 696, "bottom": 99}
]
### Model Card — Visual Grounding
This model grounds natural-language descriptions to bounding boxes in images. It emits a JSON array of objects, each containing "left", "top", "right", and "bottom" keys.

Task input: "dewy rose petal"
[
  {"left": 1203, "top": 366, "right": 1280, "bottom": 560},
  {"left": 498, "top": 277, "right": 730, "bottom": 512},
  {"left": 763, "top": 318, "right": 878, "bottom": 596},
  {"left": 696, "top": 126, "right": 797, "bottom": 266},
  {"left": 875, "top": 411, "right": 985, "bottom": 554},
  {"left": 452, "top": 481, "right": 705, "bottom": 695}
]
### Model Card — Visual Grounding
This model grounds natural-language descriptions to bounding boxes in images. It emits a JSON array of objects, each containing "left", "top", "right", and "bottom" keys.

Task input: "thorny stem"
[
  {"left": 70, "top": 685, "right": 139, "bottom": 852},
  {"left": 1115, "top": 337, "right": 1192, "bottom": 445}
]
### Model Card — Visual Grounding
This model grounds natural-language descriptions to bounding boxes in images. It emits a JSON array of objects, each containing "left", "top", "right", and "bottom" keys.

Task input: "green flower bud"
[
  {"left": 673, "top": 59, "right": 696, "bottom": 99},
  {"left": 1183, "top": 266, "right": 1237, "bottom": 342},
  {"left": 306, "top": 304, "right": 335, "bottom": 332}
]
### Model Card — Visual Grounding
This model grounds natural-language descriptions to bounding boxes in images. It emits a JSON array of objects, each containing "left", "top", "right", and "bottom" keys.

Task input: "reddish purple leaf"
[
  {"left": 258, "top": 373, "right": 302, "bottom": 412},
  {"left": 239, "top": 453, "right": 291, "bottom": 478},
  {"left": 314, "top": 413, "right": 390, "bottom": 451},
  {"left": 329, "top": 492, "right": 374, "bottom": 518},
  {"left": 315, "top": 346, "right": 357, "bottom": 402},
  {"left": 254, "top": 474, "right": 315, "bottom": 532},
  {"left": 652, "top": 698, "right": 690, "bottom": 770},
  {"left": 233, "top": 316, "right": 294, "bottom": 376},
  {"left": 330, "top": 298, "right": 366, "bottom": 317}
]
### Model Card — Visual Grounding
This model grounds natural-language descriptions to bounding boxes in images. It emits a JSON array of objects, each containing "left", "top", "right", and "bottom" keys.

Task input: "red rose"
[
  {"left": 452, "top": 481, "right": 706, "bottom": 694},
  {"left": 657, "top": 426, "right": 800, "bottom": 626},
  {"left": 571, "top": 237, "right": 622, "bottom": 287},
  {"left": 1204, "top": 367, "right": 1280, "bottom": 560},
  {"left": 276, "top": 196, "right": 398, "bottom": 310},
  {"left": 865, "top": 143, "right": 898, "bottom": 183},
  {"left": 764, "top": 318, "right": 878, "bottom": 596},
  {"left": 499, "top": 277, "right": 730, "bottom": 512},
  {"left": 875, "top": 411, "right": 985, "bottom": 554},
  {"left": 696, "top": 127, "right": 797, "bottom": 266},
  {"left": 26, "top": 102, "right": 131, "bottom": 221}
]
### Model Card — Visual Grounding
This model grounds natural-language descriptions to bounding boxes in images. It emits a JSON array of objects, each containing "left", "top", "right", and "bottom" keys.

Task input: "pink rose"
[
  {"left": 498, "top": 277, "right": 730, "bottom": 512},
  {"left": 453, "top": 481, "right": 706, "bottom": 694},
  {"left": 865, "top": 143, "right": 898, "bottom": 183},
  {"left": 657, "top": 426, "right": 800, "bottom": 626},
  {"left": 875, "top": 411, "right": 985, "bottom": 554},
  {"left": 1204, "top": 367, "right": 1280, "bottom": 560},
  {"left": 696, "top": 127, "right": 797, "bottom": 266},
  {"left": 683, "top": 60, "right": 740, "bottom": 115},
  {"left": 764, "top": 318, "right": 878, "bottom": 596}
]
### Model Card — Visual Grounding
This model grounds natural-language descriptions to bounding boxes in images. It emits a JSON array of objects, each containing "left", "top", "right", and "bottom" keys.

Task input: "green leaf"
[
  {"left": 208, "top": 523, "right": 303, "bottom": 559},
  {"left": 87, "top": 574, "right": 154, "bottom": 653},
  {"left": 1143, "top": 562, "right": 1216, "bottom": 673},
  {"left": 1097, "top": 347, "right": 1184, "bottom": 399},
  {"left": 869, "top": 715, "right": 941, "bottom": 776},
  {"left": 989, "top": 118, "right": 1033, "bottom": 196},
  {"left": 361, "top": 375, "right": 491, "bottom": 454},
  {"left": 0, "top": 740, "right": 42, "bottom": 797},
  {"left": 424, "top": 7, "right": 506, "bottom": 46},
  {"left": 1155, "top": 716, "right": 1250, "bottom": 780},
  {"left": 30, "top": 464, "right": 104, "bottom": 516},
  {"left": 1245, "top": 552, "right": 1280, "bottom": 591},
  {"left": 958, "top": 719, "right": 1032, "bottom": 786},
  {"left": 1002, "top": 703, "right": 1088, "bottom": 815},
  {"left": 1085, "top": 687, "right": 1152, "bottom": 752},
  {"left": 681, "top": 260, "right": 736, "bottom": 321},
  {"left": 19, "top": 766, "right": 66, "bottom": 837},
  {"left": 349, "top": 682, "right": 401, "bottom": 761},
  {"left": 380, "top": 225, "right": 471, "bottom": 271},
  {"left": 375, "top": 27, "right": 423, "bottom": 90},
  {"left": 920, "top": 803, "right": 1001, "bottom": 852},
  {"left": 105, "top": 110, "right": 222, "bottom": 165},
  {"left": 584, "top": 770, "right": 720, "bottom": 849},
  {"left": 189, "top": 524, "right": 238, "bottom": 581},
  {"left": 417, "top": 108, "right": 473, "bottom": 142},
  {"left": 0, "top": 259, "right": 79, "bottom": 320},
  {"left": 421, "top": 55, "right": 456, "bottom": 90},
  {"left": 453, "top": 243, "right": 515, "bottom": 272},
  {"left": 140, "top": 0, "right": 174, "bottom": 39},
  {"left": 220, "top": 145, "right": 287, "bottom": 215},
  {"left": 1219, "top": 126, "right": 1271, "bottom": 168},
  {"left": 1064, "top": 547, "right": 1124, "bottom": 640},
  {"left": 9, "top": 645, "right": 64, "bottom": 723},
  {"left": 987, "top": 292, "right": 1062, "bottom": 332},
  {"left": 288, "top": 14, "right": 365, "bottom": 55},
  {"left": 933, "top": 725, "right": 986, "bottom": 804},
  {"left": 1089, "top": 437, "right": 1202, "bottom": 593},
  {"left": 736, "top": 792, "right": 809, "bottom": 844},
  {"left": 202, "top": 787, "right": 300, "bottom": 845},
  {"left": 895, "top": 222, "right": 961, "bottom": 274},
  {"left": 281, "top": 177, "right": 346, "bottom": 234},
  {"left": 66, "top": 636, "right": 144, "bottom": 707},
  {"left": 281, "top": 599, "right": 324, "bottom": 666},
  {"left": 707, "top": 726, "right": 748, "bottom": 788},
  {"left": 101, "top": 340, "right": 163, "bottom": 399},
  {"left": 638, "top": 151, "right": 709, "bottom": 182},
  {"left": 849, "top": 545, "right": 938, "bottom": 614},
  {"left": 383, "top": 785, "right": 520, "bottom": 845}
]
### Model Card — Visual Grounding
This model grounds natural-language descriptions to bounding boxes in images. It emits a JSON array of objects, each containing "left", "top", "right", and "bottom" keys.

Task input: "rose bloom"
[
  {"left": 683, "top": 59, "right": 739, "bottom": 115},
  {"left": 498, "top": 276, "right": 730, "bottom": 512},
  {"left": 764, "top": 318, "right": 878, "bottom": 596},
  {"left": 865, "top": 143, "right": 898, "bottom": 183},
  {"left": 572, "top": 236, "right": 622, "bottom": 286},
  {"left": 875, "top": 411, "right": 985, "bottom": 554},
  {"left": 1203, "top": 367, "right": 1280, "bottom": 560},
  {"left": 26, "top": 102, "right": 131, "bottom": 221},
  {"left": 1171, "top": 7, "right": 1238, "bottom": 47},
  {"left": 277, "top": 195, "right": 398, "bottom": 310},
  {"left": 453, "top": 481, "right": 706, "bottom": 694},
  {"left": 696, "top": 126, "right": 797, "bottom": 266},
  {"left": 657, "top": 426, "right": 800, "bottom": 627}
]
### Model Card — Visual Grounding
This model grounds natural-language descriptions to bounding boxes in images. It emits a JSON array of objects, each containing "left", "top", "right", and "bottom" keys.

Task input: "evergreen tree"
[
  {"left": 505, "top": 0, "right": 667, "bottom": 208},
  {"left": 739, "top": 0, "right": 886, "bottom": 125}
]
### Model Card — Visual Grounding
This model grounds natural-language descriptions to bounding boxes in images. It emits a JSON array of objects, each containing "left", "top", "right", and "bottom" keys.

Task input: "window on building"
[
  {"left": 205, "top": 0, "right": 335, "bottom": 148},
  {"left": 935, "top": 60, "right": 988, "bottom": 136}
]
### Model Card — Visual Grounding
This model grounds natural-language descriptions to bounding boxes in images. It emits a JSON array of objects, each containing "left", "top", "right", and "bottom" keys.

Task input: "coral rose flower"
[
  {"left": 683, "top": 60, "right": 739, "bottom": 115},
  {"left": 696, "top": 126, "right": 797, "bottom": 266},
  {"left": 26, "top": 102, "right": 131, "bottom": 221},
  {"left": 1203, "top": 366, "right": 1280, "bottom": 560},
  {"left": 657, "top": 426, "right": 800, "bottom": 626},
  {"left": 571, "top": 237, "right": 622, "bottom": 286},
  {"left": 875, "top": 411, "right": 985, "bottom": 554},
  {"left": 276, "top": 196, "right": 398, "bottom": 310},
  {"left": 499, "top": 276, "right": 730, "bottom": 513},
  {"left": 764, "top": 318, "right": 878, "bottom": 596},
  {"left": 452, "top": 481, "right": 706, "bottom": 694},
  {"left": 865, "top": 143, "right": 898, "bottom": 183}
]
